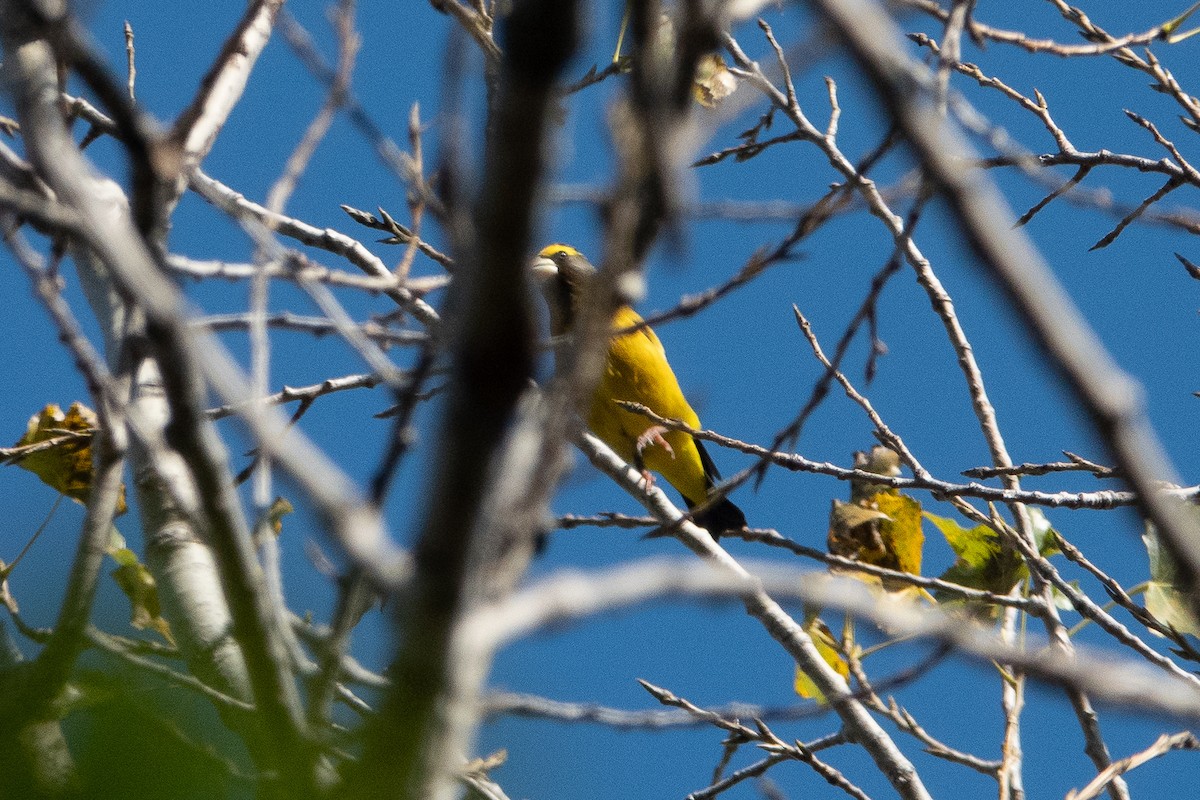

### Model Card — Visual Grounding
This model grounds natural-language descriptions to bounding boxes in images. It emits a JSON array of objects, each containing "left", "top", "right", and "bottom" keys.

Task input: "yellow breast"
[{"left": 587, "top": 307, "right": 709, "bottom": 504}]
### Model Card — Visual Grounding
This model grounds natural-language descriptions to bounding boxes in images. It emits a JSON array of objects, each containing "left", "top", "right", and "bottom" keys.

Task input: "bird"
[{"left": 530, "top": 243, "right": 746, "bottom": 538}]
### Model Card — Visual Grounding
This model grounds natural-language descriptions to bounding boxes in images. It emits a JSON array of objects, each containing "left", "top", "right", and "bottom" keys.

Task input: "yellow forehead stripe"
[{"left": 538, "top": 243, "right": 581, "bottom": 258}]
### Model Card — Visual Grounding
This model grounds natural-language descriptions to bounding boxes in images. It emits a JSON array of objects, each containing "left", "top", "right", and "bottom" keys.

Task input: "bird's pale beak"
[{"left": 529, "top": 255, "right": 558, "bottom": 282}]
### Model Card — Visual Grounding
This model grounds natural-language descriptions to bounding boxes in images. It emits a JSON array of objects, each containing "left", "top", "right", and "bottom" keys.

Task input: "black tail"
[
  {"left": 689, "top": 439, "right": 746, "bottom": 538},
  {"left": 689, "top": 495, "right": 747, "bottom": 539}
]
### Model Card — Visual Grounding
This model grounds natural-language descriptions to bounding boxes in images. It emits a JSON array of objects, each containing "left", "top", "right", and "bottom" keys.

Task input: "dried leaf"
[
  {"left": 693, "top": 53, "right": 737, "bottom": 108},
  {"left": 850, "top": 445, "right": 901, "bottom": 504},
  {"left": 828, "top": 447, "right": 923, "bottom": 591},
  {"left": 13, "top": 403, "right": 126, "bottom": 514},
  {"left": 464, "top": 749, "right": 508, "bottom": 776}
]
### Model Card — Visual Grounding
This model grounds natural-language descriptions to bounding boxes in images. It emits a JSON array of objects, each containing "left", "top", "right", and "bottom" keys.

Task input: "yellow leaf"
[
  {"left": 268, "top": 496, "right": 294, "bottom": 537},
  {"left": 829, "top": 447, "right": 923, "bottom": 595},
  {"left": 828, "top": 495, "right": 923, "bottom": 576},
  {"left": 794, "top": 617, "right": 850, "bottom": 703},
  {"left": 875, "top": 492, "right": 924, "bottom": 578},
  {"left": 13, "top": 403, "right": 126, "bottom": 514}
]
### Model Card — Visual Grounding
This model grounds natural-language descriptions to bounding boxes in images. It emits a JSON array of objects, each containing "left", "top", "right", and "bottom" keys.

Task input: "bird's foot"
[
  {"left": 638, "top": 469, "right": 656, "bottom": 491},
  {"left": 636, "top": 425, "right": 675, "bottom": 459}
]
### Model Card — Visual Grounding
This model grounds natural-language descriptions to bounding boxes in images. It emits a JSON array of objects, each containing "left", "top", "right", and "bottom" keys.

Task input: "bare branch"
[
  {"left": 1067, "top": 732, "right": 1200, "bottom": 800},
  {"left": 170, "top": 0, "right": 284, "bottom": 184},
  {"left": 808, "top": 0, "right": 1200, "bottom": 619},
  {"left": 612, "top": 402, "right": 1200, "bottom": 510}
]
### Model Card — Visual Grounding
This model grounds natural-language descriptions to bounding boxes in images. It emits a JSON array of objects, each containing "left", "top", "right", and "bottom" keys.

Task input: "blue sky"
[{"left": 3, "top": 1, "right": 1200, "bottom": 798}]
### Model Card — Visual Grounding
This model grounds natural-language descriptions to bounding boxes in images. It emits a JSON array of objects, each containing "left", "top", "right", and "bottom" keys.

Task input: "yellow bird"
[{"left": 531, "top": 244, "right": 746, "bottom": 537}]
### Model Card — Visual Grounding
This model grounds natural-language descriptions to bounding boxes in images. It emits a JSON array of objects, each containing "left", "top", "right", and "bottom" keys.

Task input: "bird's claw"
[
  {"left": 636, "top": 425, "right": 675, "bottom": 459},
  {"left": 638, "top": 469, "right": 656, "bottom": 490}
]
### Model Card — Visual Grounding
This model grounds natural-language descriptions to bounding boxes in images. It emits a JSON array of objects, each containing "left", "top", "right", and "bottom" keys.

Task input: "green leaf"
[
  {"left": 1050, "top": 579, "right": 1082, "bottom": 611},
  {"left": 104, "top": 533, "right": 174, "bottom": 646},
  {"left": 925, "top": 511, "right": 1026, "bottom": 601},
  {"left": 1026, "top": 508, "right": 1061, "bottom": 557},
  {"left": 925, "top": 512, "right": 993, "bottom": 567},
  {"left": 110, "top": 558, "right": 175, "bottom": 646},
  {"left": 1142, "top": 522, "right": 1200, "bottom": 637}
]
